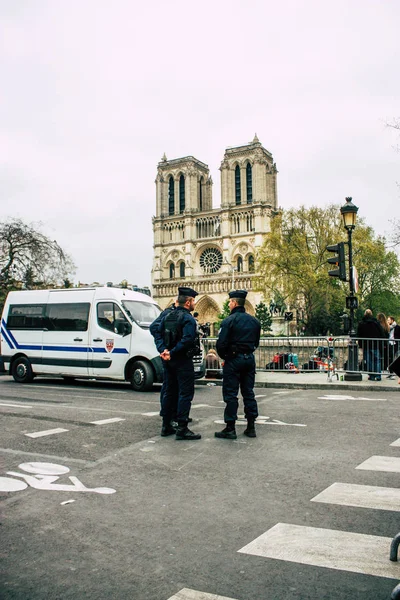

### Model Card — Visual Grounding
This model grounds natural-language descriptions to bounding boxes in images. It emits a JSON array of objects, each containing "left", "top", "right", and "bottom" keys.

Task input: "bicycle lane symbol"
[{"left": 0, "top": 462, "right": 116, "bottom": 495}]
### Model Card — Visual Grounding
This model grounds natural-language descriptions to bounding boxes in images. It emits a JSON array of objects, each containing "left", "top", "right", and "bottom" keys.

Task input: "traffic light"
[{"left": 326, "top": 242, "right": 346, "bottom": 281}]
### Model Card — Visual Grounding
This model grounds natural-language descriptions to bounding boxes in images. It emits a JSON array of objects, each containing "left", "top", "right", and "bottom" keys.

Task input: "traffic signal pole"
[{"left": 344, "top": 225, "right": 362, "bottom": 381}]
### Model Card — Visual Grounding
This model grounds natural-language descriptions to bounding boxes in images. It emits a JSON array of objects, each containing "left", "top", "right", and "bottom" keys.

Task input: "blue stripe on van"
[
  {"left": 2, "top": 321, "right": 19, "bottom": 348},
  {"left": 1, "top": 325, "right": 15, "bottom": 349},
  {"left": 1, "top": 320, "right": 129, "bottom": 355}
]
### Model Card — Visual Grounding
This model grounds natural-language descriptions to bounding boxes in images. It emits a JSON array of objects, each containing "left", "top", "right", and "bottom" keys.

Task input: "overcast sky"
[{"left": 1, "top": 0, "right": 399, "bottom": 287}]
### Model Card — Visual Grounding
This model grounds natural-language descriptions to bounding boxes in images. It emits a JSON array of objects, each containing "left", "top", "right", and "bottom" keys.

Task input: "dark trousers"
[
  {"left": 161, "top": 356, "right": 194, "bottom": 424},
  {"left": 222, "top": 354, "right": 258, "bottom": 423},
  {"left": 363, "top": 348, "right": 381, "bottom": 378},
  {"left": 159, "top": 362, "right": 178, "bottom": 420}
]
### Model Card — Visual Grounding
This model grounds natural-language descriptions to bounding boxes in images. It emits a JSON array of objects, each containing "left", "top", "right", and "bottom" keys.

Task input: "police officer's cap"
[
  {"left": 228, "top": 289, "right": 247, "bottom": 300},
  {"left": 178, "top": 286, "right": 198, "bottom": 298}
]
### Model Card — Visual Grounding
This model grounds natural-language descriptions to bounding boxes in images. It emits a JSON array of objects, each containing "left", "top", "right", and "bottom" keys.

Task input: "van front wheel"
[
  {"left": 130, "top": 360, "right": 154, "bottom": 392},
  {"left": 12, "top": 357, "right": 34, "bottom": 384}
]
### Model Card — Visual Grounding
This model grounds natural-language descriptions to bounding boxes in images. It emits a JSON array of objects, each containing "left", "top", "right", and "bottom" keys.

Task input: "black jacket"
[
  {"left": 216, "top": 306, "right": 261, "bottom": 359},
  {"left": 356, "top": 316, "right": 386, "bottom": 346}
]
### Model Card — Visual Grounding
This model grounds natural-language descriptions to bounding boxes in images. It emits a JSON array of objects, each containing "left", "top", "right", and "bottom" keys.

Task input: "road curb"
[{"left": 196, "top": 379, "right": 400, "bottom": 393}]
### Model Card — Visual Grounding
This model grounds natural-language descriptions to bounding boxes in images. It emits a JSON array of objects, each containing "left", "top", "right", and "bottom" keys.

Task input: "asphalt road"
[{"left": 1, "top": 375, "right": 400, "bottom": 600}]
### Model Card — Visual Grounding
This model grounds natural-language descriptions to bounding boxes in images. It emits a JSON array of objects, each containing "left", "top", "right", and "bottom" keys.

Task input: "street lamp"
[{"left": 340, "top": 197, "right": 362, "bottom": 381}]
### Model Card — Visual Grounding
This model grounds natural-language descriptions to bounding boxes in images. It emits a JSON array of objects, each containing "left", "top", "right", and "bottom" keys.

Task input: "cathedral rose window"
[{"left": 200, "top": 248, "right": 223, "bottom": 274}]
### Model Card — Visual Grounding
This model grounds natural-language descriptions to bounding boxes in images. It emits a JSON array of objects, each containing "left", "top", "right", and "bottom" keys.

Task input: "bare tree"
[{"left": 0, "top": 218, "right": 76, "bottom": 296}]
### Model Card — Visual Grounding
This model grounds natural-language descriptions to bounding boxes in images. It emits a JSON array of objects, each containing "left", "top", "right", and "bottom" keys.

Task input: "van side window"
[
  {"left": 97, "top": 302, "right": 129, "bottom": 335},
  {"left": 7, "top": 305, "right": 45, "bottom": 329},
  {"left": 46, "top": 303, "right": 90, "bottom": 331}
]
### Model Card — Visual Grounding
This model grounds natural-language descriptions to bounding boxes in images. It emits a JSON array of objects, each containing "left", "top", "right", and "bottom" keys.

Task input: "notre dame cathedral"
[{"left": 151, "top": 135, "right": 279, "bottom": 331}]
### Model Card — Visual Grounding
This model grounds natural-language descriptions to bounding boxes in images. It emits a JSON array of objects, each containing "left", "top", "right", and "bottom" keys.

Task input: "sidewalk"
[{"left": 198, "top": 371, "right": 400, "bottom": 393}]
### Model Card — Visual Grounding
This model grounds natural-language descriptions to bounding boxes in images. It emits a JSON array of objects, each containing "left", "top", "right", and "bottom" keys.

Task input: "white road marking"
[
  {"left": 27, "top": 385, "right": 128, "bottom": 394},
  {"left": 167, "top": 588, "right": 238, "bottom": 599},
  {"left": 0, "top": 477, "right": 28, "bottom": 492},
  {"left": 90, "top": 418, "right": 125, "bottom": 425},
  {"left": 272, "top": 391, "right": 291, "bottom": 395},
  {"left": 141, "top": 411, "right": 160, "bottom": 417},
  {"left": 356, "top": 456, "right": 400, "bottom": 473},
  {"left": 311, "top": 482, "right": 400, "bottom": 511},
  {"left": 25, "top": 428, "right": 69, "bottom": 438},
  {"left": 0, "top": 402, "right": 33, "bottom": 408},
  {"left": 254, "top": 394, "right": 266, "bottom": 398},
  {"left": 390, "top": 438, "right": 400, "bottom": 447},
  {"left": 238, "top": 522, "right": 400, "bottom": 579},
  {"left": 214, "top": 417, "right": 306, "bottom": 427},
  {"left": 318, "top": 394, "right": 386, "bottom": 401},
  {"left": 60, "top": 499, "right": 75, "bottom": 505},
  {"left": 3, "top": 462, "right": 116, "bottom": 494},
  {"left": 191, "top": 404, "right": 212, "bottom": 408}
]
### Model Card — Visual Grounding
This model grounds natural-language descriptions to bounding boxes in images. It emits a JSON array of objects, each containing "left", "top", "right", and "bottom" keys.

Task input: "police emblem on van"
[{"left": 106, "top": 339, "right": 114, "bottom": 353}]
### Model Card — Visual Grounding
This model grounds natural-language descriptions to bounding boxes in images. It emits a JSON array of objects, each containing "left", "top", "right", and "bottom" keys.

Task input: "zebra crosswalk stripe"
[
  {"left": 356, "top": 455, "right": 400, "bottom": 473},
  {"left": 311, "top": 482, "right": 400, "bottom": 512},
  {"left": 167, "top": 588, "right": 238, "bottom": 600},
  {"left": 238, "top": 522, "right": 400, "bottom": 579}
]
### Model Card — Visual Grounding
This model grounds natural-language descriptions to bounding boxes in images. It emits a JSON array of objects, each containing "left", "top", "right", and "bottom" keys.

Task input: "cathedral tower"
[{"left": 151, "top": 137, "right": 279, "bottom": 330}]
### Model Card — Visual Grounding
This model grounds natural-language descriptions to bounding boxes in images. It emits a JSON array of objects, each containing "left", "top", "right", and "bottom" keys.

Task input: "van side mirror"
[{"left": 122, "top": 322, "right": 131, "bottom": 337}]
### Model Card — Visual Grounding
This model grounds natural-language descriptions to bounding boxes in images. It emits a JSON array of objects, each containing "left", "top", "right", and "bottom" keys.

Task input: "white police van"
[
  {"left": 0, "top": 286, "right": 206, "bottom": 390},
  {"left": 0, "top": 287, "right": 165, "bottom": 391}
]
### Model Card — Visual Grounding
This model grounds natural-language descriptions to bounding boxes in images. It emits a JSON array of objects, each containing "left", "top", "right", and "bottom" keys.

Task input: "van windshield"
[{"left": 121, "top": 301, "right": 161, "bottom": 329}]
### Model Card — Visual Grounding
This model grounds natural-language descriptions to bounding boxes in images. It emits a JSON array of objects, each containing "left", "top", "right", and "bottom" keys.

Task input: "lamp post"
[{"left": 340, "top": 197, "right": 362, "bottom": 381}]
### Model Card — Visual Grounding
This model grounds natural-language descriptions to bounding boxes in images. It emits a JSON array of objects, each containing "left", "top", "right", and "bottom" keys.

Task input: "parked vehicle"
[{"left": 0, "top": 287, "right": 205, "bottom": 390}]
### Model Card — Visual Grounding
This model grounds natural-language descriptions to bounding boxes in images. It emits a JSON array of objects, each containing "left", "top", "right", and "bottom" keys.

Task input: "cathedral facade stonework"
[{"left": 151, "top": 136, "right": 279, "bottom": 330}]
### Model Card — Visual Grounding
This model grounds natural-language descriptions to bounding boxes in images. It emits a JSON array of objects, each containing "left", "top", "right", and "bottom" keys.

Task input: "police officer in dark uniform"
[
  {"left": 150, "top": 300, "right": 178, "bottom": 431},
  {"left": 215, "top": 290, "right": 261, "bottom": 440},
  {"left": 157, "top": 287, "right": 201, "bottom": 440}
]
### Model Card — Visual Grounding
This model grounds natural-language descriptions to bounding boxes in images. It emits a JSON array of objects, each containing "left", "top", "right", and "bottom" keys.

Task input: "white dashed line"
[
  {"left": 318, "top": 395, "right": 386, "bottom": 401},
  {"left": 90, "top": 418, "right": 125, "bottom": 425},
  {"left": 25, "top": 428, "right": 69, "bottom": 438},
  {"left": 0, "top": 402, "right": 33, "bottom": 408}
]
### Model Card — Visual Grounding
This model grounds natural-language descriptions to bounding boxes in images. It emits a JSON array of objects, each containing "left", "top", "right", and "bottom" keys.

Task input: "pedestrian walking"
[
  {"left": 215, "top": 290, "right": 261, "bottom": 440},
  {"left": 356, "top": 309, "right": 385, "bottom": 381},
  {"left": 377, "top": 312, "right": 390, "bottom": 372},
  {"left": 157, "top": 287, "right": 201, "bottom": 440}
]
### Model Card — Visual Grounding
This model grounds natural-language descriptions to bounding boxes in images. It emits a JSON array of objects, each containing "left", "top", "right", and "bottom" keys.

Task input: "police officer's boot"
[
  {"left": 215, "top": 422, "right": 237, "bottom": 440},
  {"left": 175, "top": 421, "right": 201, "bottom": 440},
  {"left": 243, "top": 418, "right": 256, "bottom": 438},
  {"left": 161, "top": 418, "right": 177, "bottom": 437}
]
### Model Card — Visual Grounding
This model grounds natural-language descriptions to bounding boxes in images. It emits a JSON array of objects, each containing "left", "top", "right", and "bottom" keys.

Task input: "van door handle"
[
  {"left": 74, "top": 337, "right": 83, "bottom": 342},
  {"left": 93, "top": 338, "right": 103, "bottom": 342}
]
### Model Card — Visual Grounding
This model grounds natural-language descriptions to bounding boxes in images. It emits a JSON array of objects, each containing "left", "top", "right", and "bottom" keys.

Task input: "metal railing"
[{"left": 202, "top": 336, "right": 399, "bottom": 377}]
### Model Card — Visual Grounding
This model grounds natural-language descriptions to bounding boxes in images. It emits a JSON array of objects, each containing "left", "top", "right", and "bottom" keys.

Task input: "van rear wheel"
[
  {"left": 12, "top": 357, "right": 34, "bottom": 384},
  {"left": 130, "top": 360, "right": 153, "bottom": 392}
]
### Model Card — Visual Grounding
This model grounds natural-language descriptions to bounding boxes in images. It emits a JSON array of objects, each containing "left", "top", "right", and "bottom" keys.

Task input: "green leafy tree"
[
  {"left": 353, "top": 227, "right": 400, "bottom": 317},
  {"left": 255, "top": 301, "right": 273, "bottom": 335},
  {"left": 0, "top": 218, "right": 76, "bottom": 309},
  {"left": 256, "top": 205, "right": 400, "bottom": 335},
  {"left": 215, "top": 299, "right": 230, "bottom": 330}
]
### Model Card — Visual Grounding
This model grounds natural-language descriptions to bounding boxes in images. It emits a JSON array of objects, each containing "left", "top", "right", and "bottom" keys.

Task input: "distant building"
[{"left": 151, "top": 135, "right": 280, "bottom": 330}]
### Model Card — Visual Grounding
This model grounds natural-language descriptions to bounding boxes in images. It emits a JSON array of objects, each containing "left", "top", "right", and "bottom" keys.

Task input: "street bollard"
[
  {"left": 390, "top": 532, "right": 400, "bottom": 562},
  {"left": 391, "top": 583, "right": 400, "bottom": 599}
]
